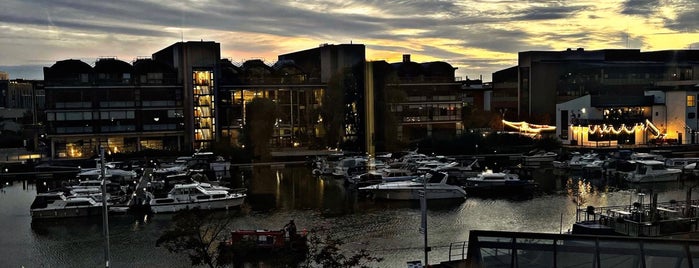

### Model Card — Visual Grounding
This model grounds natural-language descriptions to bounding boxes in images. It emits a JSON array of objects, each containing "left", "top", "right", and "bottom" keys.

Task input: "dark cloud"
[
  {"left": 663, "top": 1, "right": 699, "bottom": 32},
  {"left": 515, "top": 5, "right": 587, "bottom": 21},
  {"left": 620, "top": 0, "right": 659, "bottom": 16}
]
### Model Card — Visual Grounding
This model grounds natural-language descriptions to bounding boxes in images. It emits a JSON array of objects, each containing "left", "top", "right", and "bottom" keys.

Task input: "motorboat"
[
  {"left": 463, "top": 170, "right": 536, "bottom": 193},
  {"left": 148, "top": 183, "right": 246, "bottom": 213},
  {"left": 358, "top": 170, "right": 466, "bottom": 200},
  {"left": 30, "top": 192, "right": 102, "bottom": 219},
  {"left": 346, "top": 168, "right": 417, "bottom": 187},
  {"left": 566, "top": 153, "right": 601, "bottom": 170},
  {"left": 625, "top": 160, "right": 681, "bottom": 183},
  {"left": 523, "top": 151, "right": 557, "bottom": 166},
  {"left": 76, "top": 168, "right": 138, "bottom": 186}
]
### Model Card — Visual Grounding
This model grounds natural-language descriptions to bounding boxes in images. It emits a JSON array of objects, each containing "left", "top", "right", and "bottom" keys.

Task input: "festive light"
[{"left": 502, "top": 120, "right": 556, "bottom": 133}]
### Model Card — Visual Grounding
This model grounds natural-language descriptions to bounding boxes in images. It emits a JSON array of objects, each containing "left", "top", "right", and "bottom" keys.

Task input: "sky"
[{"left": 1, "top": 0, "right": 698, "bottom": 81}]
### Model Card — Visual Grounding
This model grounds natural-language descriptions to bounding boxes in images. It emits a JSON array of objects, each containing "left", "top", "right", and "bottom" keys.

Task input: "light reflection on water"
[{"left": 0, "top": 165, "right": 694, "bottom": 267}]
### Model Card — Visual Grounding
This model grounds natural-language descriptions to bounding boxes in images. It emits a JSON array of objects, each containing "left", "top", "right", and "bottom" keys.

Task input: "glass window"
[{"left": 687, "top": 95, "right": 695, "bottom": 107}]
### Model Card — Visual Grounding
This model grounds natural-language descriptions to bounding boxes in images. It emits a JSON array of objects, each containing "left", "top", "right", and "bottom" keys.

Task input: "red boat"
[
  {"left": 219, "top": 228, "right": 309, "bottom": 263},
  {"left": 228, "top": 229, "right": 308, "bottom": 249}
]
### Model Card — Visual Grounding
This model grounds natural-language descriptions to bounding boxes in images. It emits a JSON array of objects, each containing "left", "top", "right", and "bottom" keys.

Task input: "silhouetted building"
[
  {"left": 279, "top": 44, "right": 366, "bottom": 151},
  {"left": 498, "top": 48, "right": 699, "bottom": 124},
  {"left": 153, "top": 41, "right": 221, "bottom": 150},
  {"left": 44, "top": 58, "right": 184, "bottom": 158},
  {"left": 369, "top": 54, "right": 462, "bottom": 151}
]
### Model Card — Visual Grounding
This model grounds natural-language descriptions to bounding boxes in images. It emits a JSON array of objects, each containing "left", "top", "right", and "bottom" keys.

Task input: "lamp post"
[{"left": 500, "top": 108, "right": 508, "bottom": 132}]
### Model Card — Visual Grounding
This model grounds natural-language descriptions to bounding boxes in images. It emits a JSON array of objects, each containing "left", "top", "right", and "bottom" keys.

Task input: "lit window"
[{"left": 688, "top": 95, "right": 696, "bottom": 107}]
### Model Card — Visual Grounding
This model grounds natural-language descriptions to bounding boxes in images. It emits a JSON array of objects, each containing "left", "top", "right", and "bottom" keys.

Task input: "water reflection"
[{"left": 1, "top": 164, "right": 697, "bottom": 267}]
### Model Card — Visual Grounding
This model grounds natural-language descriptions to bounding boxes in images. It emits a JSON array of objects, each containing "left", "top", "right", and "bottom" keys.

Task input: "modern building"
[
  {"left": 369, "top": 55, "right": 463, "bottom": 151},
  {"left": 153, "top": 41, "right": 221, "bottom": 150},
  {"left": 217, "top": 58, "right": 325, "bottom": 149},
  {"left": 498, "top": 48, "right": 699, "bottom": 125},
  {"left": 279, "top": 44, "right": 366, "bottom": 151},
  {"left": 44, "top": 58, "right": 184, "bottom": 158}
]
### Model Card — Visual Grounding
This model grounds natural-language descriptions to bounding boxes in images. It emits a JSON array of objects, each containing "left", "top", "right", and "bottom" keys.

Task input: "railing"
[{"left": 448, "top": 241, "right": 468, "bottom": 261}]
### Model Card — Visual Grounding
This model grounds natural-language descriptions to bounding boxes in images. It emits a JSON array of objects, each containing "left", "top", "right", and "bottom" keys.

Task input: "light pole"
[{"left": 500, "top": 108, "right": 508, "bottom": 132}]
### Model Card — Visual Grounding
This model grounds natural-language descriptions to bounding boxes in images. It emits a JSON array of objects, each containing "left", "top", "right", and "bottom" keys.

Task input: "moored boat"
[
  {"left": 148, "top": 183, "right": 246, "bottom": 213},
  {"left": 358, "top": 170, "right": 466, "bottom": 200},
  {"left": 625, "top": 160, "right": 681, "bottom": 183},
  {"left": 463, "top": 170, "right": 537, "bottom": 195},
  {"left": 30, "top": 192, "right": 102, "bottom": 220}
]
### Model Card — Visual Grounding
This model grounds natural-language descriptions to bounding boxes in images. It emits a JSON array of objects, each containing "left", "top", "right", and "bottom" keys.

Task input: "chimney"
[{"left": 402, "top": 54, "right": 411, "bottom": 63}]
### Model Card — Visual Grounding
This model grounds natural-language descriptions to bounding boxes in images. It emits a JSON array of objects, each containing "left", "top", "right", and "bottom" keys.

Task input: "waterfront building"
[
  {"left": 217, "top": 58, "right": 325, "bottom": 149},
  {"left": 44, "top": 58, "right": 184, "bottom": 158},
  {"left": 387, "top": 55, "right": 463, "bottom": 143},
  {"left": 44, "top": 41, "right": 474, "bottom": 157},
  {"left": 494, "top": 48, "right": 699, "bottom": 125}
]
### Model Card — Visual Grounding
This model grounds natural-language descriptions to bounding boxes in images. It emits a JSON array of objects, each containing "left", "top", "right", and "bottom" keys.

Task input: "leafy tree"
[
  {"left": 242, "top": 98, "right": 277, "bottom": 161},
  {"left": 302, "top": 227, "right": 383, "bottom": 268},
  {"left": 319, "top": 71, "right": 348, "bottom": 149},
  {"left": 156, "top": 209, "right": 233, "bottom": 268}
]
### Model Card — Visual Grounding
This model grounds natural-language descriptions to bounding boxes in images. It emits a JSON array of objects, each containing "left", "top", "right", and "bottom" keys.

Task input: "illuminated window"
[{"left": 688, "top": 95, "right": 696, "bottom": 107}]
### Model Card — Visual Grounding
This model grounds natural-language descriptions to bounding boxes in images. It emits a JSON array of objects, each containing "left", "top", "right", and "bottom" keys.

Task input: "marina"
[{"left": 1, "top": 153, "right": 699, "bottom": 267}]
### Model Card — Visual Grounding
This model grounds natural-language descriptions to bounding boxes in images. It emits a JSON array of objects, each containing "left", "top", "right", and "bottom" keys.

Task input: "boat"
[
  {"left": 30, "top": 192, "right": 102, "bottom": 219},
  {"left": 346, "top": 168, "right": 417, "bottom": 187},
  {"left": 148, "top": 183, "right": 246, "bottom": 213},
  {"left": 464, "top": 170, "right": 537, "bottom": 194},
  {"left": 522, "top": 151, "right": 557, "bottom": 166},
  {"left": 358, "top": 170, "right": 466, "bottom": 200},
  {"left": 572, "top": 192, "right": 699, "bottom": 237},
  {"left": 624, "top": 160, "right": 681, "bottom": 183},
  {"left": 218, "top": 228, "right": 308, "bottom": 263},
  {"left": 566, "top": 152, "right": 601, "bottom": 170}
]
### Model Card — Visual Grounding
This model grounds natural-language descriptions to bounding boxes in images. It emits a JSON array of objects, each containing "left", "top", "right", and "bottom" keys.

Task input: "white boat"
[
  {"left": 358, "top": 171, "right": 466, "bottom": 200},
  {"left": 148, "top": 183, "right": 246, "bottom": 213},
  {"left": 463, "top": 170, "right": 536, "bottom": 193},
  {"left": 331, "top": 157, "right": 368, "bottom": 178},
  {"left": 347, "top": 168, "right": 417, "bottom": 186},
  {"left": 567, "top": 153, "right": 601, "bottom": 170},
  {"left": 582, "top": 160, "right": 606, "bottom": 173},
  {"left": 30, "top": 192, "right": 102, "bottom": 219},
  {"left": 625, "top": 160, "right": 681, "bottom": 183},
  {"left": 523, "top": 151, "right": 557, "bottom": 166},
  {"left": 76, "top": 168, "right": 138, "bottom": 185}
]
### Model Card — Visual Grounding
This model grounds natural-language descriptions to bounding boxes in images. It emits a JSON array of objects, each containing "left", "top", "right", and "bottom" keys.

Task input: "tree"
[
  {"left": 156, "top": 209, "right": 233, "bottom": 268},
  {"left": 319, "top": 71, "right": 348, "bottom": 149},
  {"left": 242, "top": 98, "right": 277, "bottom": 161},
  {"left": 302, "top": 227, "right": 383, "bottom": 268}
]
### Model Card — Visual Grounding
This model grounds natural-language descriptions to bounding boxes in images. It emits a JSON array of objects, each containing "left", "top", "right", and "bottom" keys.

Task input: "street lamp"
[{"left": 499, "top": 108, "right": 508, "bottom": 131}]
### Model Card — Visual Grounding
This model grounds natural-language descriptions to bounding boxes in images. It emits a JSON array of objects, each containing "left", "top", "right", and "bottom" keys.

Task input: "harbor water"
[{"left": 0, "top": 165, "right": 695, "bottom": 267}]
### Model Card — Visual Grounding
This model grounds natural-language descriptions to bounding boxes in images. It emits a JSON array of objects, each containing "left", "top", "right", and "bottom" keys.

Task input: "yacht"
[
  {"left": 30, "top": 192, "right": 102, "bottom": 219},
  {"left": 346, "top": 168, "right": 417, "bottom": 187},
  {"left": 358, "top": 171, "right": 466, "bottom": 200},
  {"left": 625, "top": 160, "right": 681, "bottom": 183},
  {"left": 463, "top": 170, "right": 536, "bottom": 193},
  {"left": 523, "top": 151, "right": 557, "bottom": 166},
  {"left": 148, "top": 183, "right": 246, "bottom": 213}
]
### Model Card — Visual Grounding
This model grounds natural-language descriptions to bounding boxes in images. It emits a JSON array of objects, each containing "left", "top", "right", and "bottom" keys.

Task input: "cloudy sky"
[{"left": 1, "top": 0, "right": 698, "bottom": 81}]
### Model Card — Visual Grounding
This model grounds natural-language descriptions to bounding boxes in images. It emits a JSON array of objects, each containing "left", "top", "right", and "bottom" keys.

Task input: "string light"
[{"left": 502, "top": 120, "right": 556, "bottom": 133}]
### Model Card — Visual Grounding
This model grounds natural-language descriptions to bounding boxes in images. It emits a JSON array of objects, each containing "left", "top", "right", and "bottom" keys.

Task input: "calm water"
[{"left": 0, "top": 165, "right": 695, "bottom": 267}]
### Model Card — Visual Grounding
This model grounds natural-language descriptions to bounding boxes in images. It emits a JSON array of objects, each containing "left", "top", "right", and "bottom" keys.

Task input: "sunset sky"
[{"left": 1, "top": 0, "right": 697, "bottom": 81}]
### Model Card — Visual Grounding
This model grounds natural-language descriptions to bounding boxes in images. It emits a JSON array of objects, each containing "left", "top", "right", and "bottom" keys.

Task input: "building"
[
  {"left": 44, "top": 58, "right": 184, "bottom": 158},
  {"left": 501, "top": 48, "right": 699, "bottom": 124},
  {"left": 369, "top": 55, "right": 463, "bottom": 151},
  {"left": 279, "top": 44, "right": 366, "bottom": 151},
  {"left": 152, "top": 41, "right": 221, "bottom": 150},
  {"left": 217, "top": 58, "right": 325, "bottom": 149}
]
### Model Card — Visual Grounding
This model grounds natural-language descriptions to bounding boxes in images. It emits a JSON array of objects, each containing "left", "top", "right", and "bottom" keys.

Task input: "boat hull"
[
  {"left": 625, "top": 172, "right": 681, "bottom": 183},
  {"left": 364, "top": 187, "right": 466, "bottom": 200},
  {"left": 149, "top": 196, "right": 245, "bottom": 213},
  {"left": 31, "top": 206, "right": 103, "bottom": 219}
]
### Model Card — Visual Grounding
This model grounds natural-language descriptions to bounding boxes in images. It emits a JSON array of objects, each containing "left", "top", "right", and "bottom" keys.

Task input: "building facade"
[
  {"left": 505, "top": 48, "right": 699, "bottom": 124},
  {"left": 370, "top": 55, "right": 463, "bottom": 151},
  {"left": 44, "top": 58, "right": 184, "bottom": 158}
]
